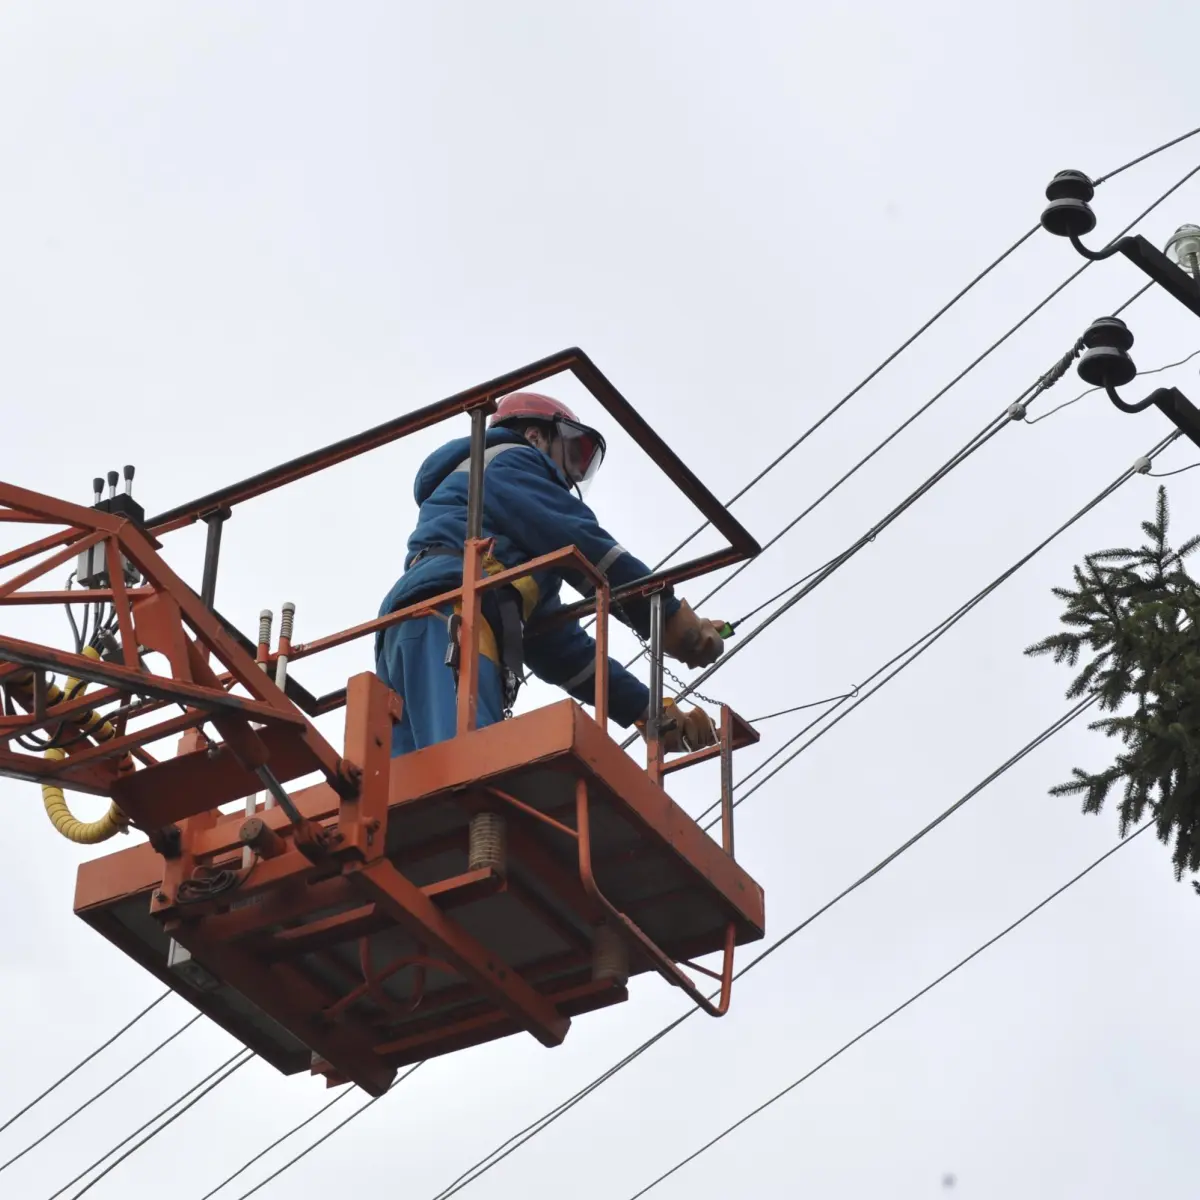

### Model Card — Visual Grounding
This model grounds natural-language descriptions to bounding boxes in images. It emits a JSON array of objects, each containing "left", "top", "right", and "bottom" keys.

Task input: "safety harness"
[{"left": 405, "top": 545, "right": 527, "bottom": 715}]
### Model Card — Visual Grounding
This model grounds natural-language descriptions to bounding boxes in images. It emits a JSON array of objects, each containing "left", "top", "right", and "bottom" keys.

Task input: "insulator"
[
  {"left": 1133, "top": 455, "right": 1152, "bottom": 474},
  {"left": 1166, "top": 223, "right": 1200, "bottom": 265},
  {"left": 1040, "top": 169, "right": 1097, "bottom": 239},
  {"left": 279, "top": 601, "right": 296, "bottom": 641},
  {"left": 1078, "top": 316, "right": 1137, "bottom": 389},
  {"left": 257, "top": 610, "right": 274, "bottom": 647},
  {"left": 591, "top": 923, "right": 629, "bottom": 986},
  {"left": 1082, "top": 315, "right": 1134, "bottom": 353},
  {"left": 468, "top": 811, "right": 506, "bottom": 872}
]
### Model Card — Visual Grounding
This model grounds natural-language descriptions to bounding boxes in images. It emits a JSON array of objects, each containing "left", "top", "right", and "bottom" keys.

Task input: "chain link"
[{"left": 611, "top": 591, "right": 727, "bottom": 709}]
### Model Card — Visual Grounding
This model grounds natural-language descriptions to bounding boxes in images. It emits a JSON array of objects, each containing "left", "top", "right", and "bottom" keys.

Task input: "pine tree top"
[{"left": 1028, "top": 486, "right": 1200, "bottom": 886}]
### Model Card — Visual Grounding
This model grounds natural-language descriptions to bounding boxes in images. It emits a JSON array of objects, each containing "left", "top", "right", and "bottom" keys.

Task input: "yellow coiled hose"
[{"left": 15, "top": 646, "right": 129, "bottom": 844}]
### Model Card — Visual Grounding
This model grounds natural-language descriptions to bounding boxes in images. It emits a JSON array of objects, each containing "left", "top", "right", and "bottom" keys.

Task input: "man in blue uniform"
[{"left": 376, "top": 392, "right": 728, "bottom": 757}]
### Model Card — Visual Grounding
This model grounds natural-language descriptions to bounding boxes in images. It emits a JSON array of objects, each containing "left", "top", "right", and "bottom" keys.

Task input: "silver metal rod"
[
  {"left": 647, "top": 592, "right": 664, "bottom": 738},
  {"left": 720, "top": 710, "right": 734, "bottom": 858},
  {"left": 465, "top": 407, "right": 487, "bottom": 541},
  {"left": 244, "top": 610, "right": 273, "bottom": 865}
]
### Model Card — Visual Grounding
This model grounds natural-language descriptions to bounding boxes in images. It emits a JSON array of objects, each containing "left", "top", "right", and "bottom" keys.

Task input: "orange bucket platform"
[{"left": 76, "top": 688, "right": 763, "bottom": 1095}]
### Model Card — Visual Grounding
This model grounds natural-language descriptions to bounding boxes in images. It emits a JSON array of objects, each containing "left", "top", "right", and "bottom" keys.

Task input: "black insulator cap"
[
  {"left": 1082, "top": 315, "right": 1135, "bottom": 352},
  {"left": 123, "top": 464, "right": 135, "bottom": 481},
  {"left": 92, "top": 477, "right": 104, "bottom": 495},
  {"left": 107, "top": 469, "right": 119, "bottom": 487},
  {"left": 1041, "top": 170, "right": 1097, "bottom": 238},
  {"left": 1045, "top": 169, "right": 1095, "bottom": 204}
]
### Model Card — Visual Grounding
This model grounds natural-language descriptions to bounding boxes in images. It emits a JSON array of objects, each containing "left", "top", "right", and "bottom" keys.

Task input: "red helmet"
[{"left": 491, "top": 391, "right": 607, "bottom": 494}]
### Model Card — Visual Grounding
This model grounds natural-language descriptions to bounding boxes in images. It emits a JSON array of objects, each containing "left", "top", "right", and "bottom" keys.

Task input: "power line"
[
  {"left": 639, "top": 146, "right": 1200, "bottom": 617},
  {"left": 623, "top": 823, "right": 1153, "bottom": 1200},
  {"left": 690, "top": 173, "right": 1179, "bottom": 619},
  {"left": 67, "top": 1051, "right": 253, "bottom": 1199},
  {"left": 0, "top": 990, "right": 170, "bottom": 1137},
  {"left": 46, "top": 1050, "right": 249, "bottom": 1200},
  {"left": 690, "top": 429, "right": 1180, "bottom": 829},
  {"left": 748, "top": 691, "right": 858, "bottom": 723},
  {"left": 691, "top": 302, "right": 1080, "bottom": 613},
  {"left": 619, "top": 399, "right": 1022, "bottom": 747},
  {"left": 621, "top": 234, "right": 1170, "bottom": 700},
  {"left": 638, "top": 224, "right": 1040, "bottom": 581},
  {"left": 197, "top": 1089, "right": 354, "bottom": 1200},
  {"left": 700, "top": 278, "right": 1153, "bottom": 640},
  {"left": 0, "top": 1014, "right": 201, "bottom": 1175},
  {"left": 1150, "top": 462, "right": 1200, "bottom": 478},
  {"left": 1094, "top": 123, "right": 1200, "bottom": 184},
  {"left": 225, "top": 1063, "right": 424, "bottom": 1200},
  {"left": 426, "top": 695, "right": 1099, "bottom": 1200},
  {"left": 626, "top": 278, "right": 1163, "bottom": 727}
]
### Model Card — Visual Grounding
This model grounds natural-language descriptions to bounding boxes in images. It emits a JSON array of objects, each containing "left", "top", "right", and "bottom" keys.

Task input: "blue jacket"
[{"left": 378, "top": 427, "right": 682, "bottom": 727}]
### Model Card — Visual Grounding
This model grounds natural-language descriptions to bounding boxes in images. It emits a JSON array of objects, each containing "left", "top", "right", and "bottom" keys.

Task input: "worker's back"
[{"left": 379, "top": 425, "right": 638, "bottom": 634}]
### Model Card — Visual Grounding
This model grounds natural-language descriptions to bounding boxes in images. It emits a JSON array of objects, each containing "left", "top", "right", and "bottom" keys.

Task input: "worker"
[{"left": 376, "top": 392, "right": 728, "bottom": 757}]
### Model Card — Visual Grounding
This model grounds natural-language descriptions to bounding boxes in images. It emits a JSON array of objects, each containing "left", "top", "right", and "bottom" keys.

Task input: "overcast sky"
[{"left": 3, "top": 3, "right": 1200, "bottom": 1198}]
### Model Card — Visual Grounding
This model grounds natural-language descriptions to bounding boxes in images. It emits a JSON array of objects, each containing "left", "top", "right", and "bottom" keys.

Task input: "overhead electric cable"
[
  {"left": 646, "top": 224, "right": 1037, "bottom": 573},
  {"left": 689, "top": 428, "right": 1181, "bottom": 828},
  {"left": 749, "top": 692, "right": 858, "bottom": 723},
  {"left": 622, "top": 824, "right": 1153, "bottom": 1200},
  {"left": 630, "top": 278, "right": 1170, "bottom": 730},
  {"left": 0, "top": 990, "right": 171, "bottom": 1137},
  {"left": 46, "top": 1050, "right": 249, "bottom": 1200},
  {"left": 690, "top": 268, "right": 1158, "bottom": 615},
  {"left": 620, "top": 277, "right": 1159, "bottom": 703},
  {"left": 0, "top": 1014, "right": 201, "bottom": 1175},
  {"left": 620, "top": 395, "right": 1031, "bottom": 745},
  {"left": 197, "top": 1090, "right": 354, "bottom": 1200},
  {"left": 1093, "top": 123, "right": 1200, "bottom": 183},
  {"left": 641, "top": 143, "right": 1200, "bottom": 594},
  {"left": 226, "top": 1063, "right": 424, "bottom": 1200},
  {"left": 66, "top": 1051, "right": 253, "bottom": 1199},
  {"left": 428, "top": 696, "right": 1099, "bottom": 1200}
]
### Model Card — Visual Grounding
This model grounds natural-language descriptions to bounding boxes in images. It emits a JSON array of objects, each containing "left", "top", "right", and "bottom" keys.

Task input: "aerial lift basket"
[{"left": 0, "top": 349, "right": 766, "bottom": 1095}]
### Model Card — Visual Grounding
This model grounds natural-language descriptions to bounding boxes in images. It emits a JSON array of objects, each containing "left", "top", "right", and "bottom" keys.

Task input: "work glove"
[
  {"left": 662, "top": 599, "right": 727, "bottom": 670},
  {"left": 636, "top": 698, "right": 718, "bottom": 753}
]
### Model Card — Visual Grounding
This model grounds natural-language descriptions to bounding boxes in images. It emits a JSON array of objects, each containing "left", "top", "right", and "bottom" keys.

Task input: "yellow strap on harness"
[{"left": 449, "top": 552, "right": 540, "bottom": 665}]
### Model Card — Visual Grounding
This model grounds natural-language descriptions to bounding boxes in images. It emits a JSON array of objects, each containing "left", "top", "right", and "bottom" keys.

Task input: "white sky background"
[{"left": 2, "top": 2, "right": 1199, "bottom": 1197}]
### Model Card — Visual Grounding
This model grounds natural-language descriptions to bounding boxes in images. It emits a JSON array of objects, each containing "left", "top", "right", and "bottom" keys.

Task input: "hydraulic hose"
[{"left": 12, "top": 647, "right": 130, "bottom": 844}]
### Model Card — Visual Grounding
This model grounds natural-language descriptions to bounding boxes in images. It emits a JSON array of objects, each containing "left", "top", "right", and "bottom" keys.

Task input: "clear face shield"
[{"left": 553, "top": 417, "right": 606, "bottom": 498}]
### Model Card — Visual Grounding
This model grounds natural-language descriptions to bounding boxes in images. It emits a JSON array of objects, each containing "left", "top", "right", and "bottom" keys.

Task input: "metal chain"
[{"left": 611, "top": 593, "right": 727, "bottom": 709}]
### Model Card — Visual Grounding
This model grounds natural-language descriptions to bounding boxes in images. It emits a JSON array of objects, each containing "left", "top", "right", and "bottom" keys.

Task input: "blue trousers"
[{"left": 376, "top": 607, "right": 505, "bottom": 757}]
